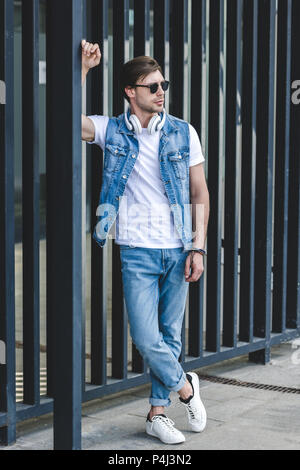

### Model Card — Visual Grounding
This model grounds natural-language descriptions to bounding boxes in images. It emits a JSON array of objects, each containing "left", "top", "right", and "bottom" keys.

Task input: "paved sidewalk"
[{"left": 2, "top": 341, "right": 300, "bottom": 450}]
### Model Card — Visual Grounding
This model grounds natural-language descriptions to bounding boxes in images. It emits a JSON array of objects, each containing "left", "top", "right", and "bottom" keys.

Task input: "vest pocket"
[
  {"left": 104, "top": 144, "right": 127, "bottom": 173},
  {"left": 168, "top": 152, "right": 189, "bottom": 180}
]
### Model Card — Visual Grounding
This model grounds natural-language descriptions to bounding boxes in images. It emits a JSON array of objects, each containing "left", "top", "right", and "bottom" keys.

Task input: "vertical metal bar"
[
  {"left": 169, "top": 0, "right": 186, "bottom": 118},
  {"left": 250, "top": 0, "right": 276, "bottom": 364},
  {"left": 206, "top": 0, "right": 223, "bottom": 353},
  {"left": 180, "top": 0, "right": 189, "bottom": 362},
  {"left": 112, "top": 0, "right": 129, "bottom": 379},
  {"left": 22, "top": 0, "right": 40, "bottom": 406},
  {"left": 46, "top": 0, "right": 54, "bottom": 398},
  {"left": 153, "top": 0, "right": 169, "bottom": 111},
  {"left": 134, "top": 0, "right": 150, "bottom": 57},
  {"left": 46, "top": 0, "right": 83, "bottom": 450},
  {"left": 239, "top": 0, "right": 258, "bottom": 343},
  {"left": 188, "top": 282, "right": 204, "bottom": 357},
  {"left": 134, "top": 0, "right": 145, "bottom": 56},
  {"left": 0, "top": 0, "right": 16, "bottom": 446},
  {"left": 272, "top": 0, "right": 292, "bottom": 333},
  {"left": 183, "top": 0, "right": 189, "bottom": 121},
  {"left": 287, "top": 0, "right": 300, "bottom": 329},
  {"left": 180, "top": 312, "right": 186, "bottom": 364},
  {"left": 132, "top": 344, "right": 146, "bottom": 374},
  {"left": 89, "top": 0, "right": 108, "bottom": 386},
  {"left": 190, "top": 0, "right": 204, "bottom": 134},
  {"left": 153, "top": 0, "right": 168, "bottom": 76},
  {"left": 145, "top": 0, "right": 150, "bottom": 57},
  {"left": 81, "top": 0, "right": 87, "bottom": 397},
  {"left": 188, "top": 0, "right": 205, "bottom": 358},
  {"left": 113, "top": 0, "right": 129, "bottom": 115},
  {"left": 223, "top": 0, "right": 242, "bottom": 348}
]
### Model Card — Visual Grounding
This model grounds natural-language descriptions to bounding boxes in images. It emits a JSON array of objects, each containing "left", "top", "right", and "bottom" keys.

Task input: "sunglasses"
[{"left": 134, "top": 80, "right": 170, "bottom": 94}]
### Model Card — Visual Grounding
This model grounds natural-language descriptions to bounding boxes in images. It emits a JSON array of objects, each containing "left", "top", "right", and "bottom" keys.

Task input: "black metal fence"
[{"left": 0, "top": 0, "right": 299, "bottom": 450}]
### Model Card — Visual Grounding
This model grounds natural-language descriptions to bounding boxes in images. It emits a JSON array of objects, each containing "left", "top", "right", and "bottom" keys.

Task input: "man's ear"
[{"left": 125, "top": 86, "right": 135, "bottom": 100}]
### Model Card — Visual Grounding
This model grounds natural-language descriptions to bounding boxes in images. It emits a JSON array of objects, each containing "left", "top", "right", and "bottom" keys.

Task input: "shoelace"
[
  {"left": 151, "top": 415, "right": 177, "bottom": 433},
  {"left": 185, "top": 402, "right": 202, "bottom": 421}
]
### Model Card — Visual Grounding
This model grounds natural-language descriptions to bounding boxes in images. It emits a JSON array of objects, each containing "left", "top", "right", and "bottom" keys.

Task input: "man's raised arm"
[{"left": 81, "top": 39, "right": 101, "bottom": 142}]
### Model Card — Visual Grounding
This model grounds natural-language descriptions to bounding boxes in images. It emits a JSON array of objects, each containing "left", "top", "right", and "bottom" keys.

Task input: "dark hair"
[{"left": 120, "top": 56, "right": 163, "bottom": 103}]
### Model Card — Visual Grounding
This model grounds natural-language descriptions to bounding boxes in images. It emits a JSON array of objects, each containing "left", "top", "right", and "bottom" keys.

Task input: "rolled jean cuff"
[
  {"left": 149, "top": 397, "right": 171, "bottom": 408},
  {"left": 172, "top": 371, "right": 187, "bottom": 393}
]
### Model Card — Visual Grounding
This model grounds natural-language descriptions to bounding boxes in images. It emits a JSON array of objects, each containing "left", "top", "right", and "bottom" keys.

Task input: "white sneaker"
[
  {"left": 181, "top": 372, "right": 207, "bottom": 432},
  {"left": 146, "top": 414, "right": 186, "bottom": 444}
]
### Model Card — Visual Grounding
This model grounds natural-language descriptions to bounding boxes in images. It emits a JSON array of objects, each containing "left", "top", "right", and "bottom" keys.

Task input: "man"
[{"left": 81, "top": 39, "right": 210, "bottom": 445}]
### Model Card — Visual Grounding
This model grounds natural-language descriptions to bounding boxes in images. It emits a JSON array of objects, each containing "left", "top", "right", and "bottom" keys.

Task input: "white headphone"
[{"left": 124, "top": 108, "right": 166, "bottom": 135}]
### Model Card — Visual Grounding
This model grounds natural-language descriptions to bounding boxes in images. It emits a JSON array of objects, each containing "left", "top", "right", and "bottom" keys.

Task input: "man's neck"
[{"left": 128, "top": 105, "right": 157, "bottom": 129}]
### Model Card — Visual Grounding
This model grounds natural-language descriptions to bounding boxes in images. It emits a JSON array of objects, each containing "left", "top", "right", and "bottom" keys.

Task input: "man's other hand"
[{"left": 184, "top": 252, "right": 204, "bottom": 283}]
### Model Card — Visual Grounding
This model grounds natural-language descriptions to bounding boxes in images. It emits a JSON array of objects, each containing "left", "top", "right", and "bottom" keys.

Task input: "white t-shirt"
[{"left": 87, "top": 115, "right": 205, "bottom": 248}]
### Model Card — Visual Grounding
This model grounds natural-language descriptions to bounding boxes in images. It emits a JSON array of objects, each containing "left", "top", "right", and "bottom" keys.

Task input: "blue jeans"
[{"left": 119, "top": 245, "right": 189, "bottom": 408}]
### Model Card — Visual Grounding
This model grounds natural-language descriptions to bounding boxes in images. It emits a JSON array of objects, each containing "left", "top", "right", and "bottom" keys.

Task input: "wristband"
[{"left": 190, "top": 248, "right": 207, "bottom": 256}]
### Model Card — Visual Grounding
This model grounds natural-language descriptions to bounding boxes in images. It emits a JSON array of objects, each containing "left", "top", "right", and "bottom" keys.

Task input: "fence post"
[
  {"left": 153, "top": 0, "right": 169, "bottom": 79},
  {"left": 46, "top": 0, "right": 83, "bottom": 450},
  {"left": 111, "top": 0, "right": 129, "bottom": 380},
  {"left": 134, "top": 0, "right": 150, "bottom": 57},
  {"left": 89, "top": 0, "right": 109, "bottom": 387},
  {"left": 188, "top": 0, "right": 206, "bottom": 359},
  {"left": 250, "top": 0, "right": 276, "bottom": 364},
  {"left": 206, "top": 0, "right": 223, "bottom": 353},
  {"left": 287, "top": 0, "right": 300, "bottom": 330},
  {"left": 22, "top": 0, "right": 40, "bottom": 407},
  {"left": 0, "top": 0, "right": 16, "bottom": 446},
  {"left": 239, "top": 0, "right": 258, "bottom": 344},
  {"left": 272, "top": 0, "right": 292, "bottom": 333},
  {"left": 169, "top": 0, "right": 187, "bottom": 119},
  {"left": 223, "top": 0, "right": 243, "bottom": 348}
]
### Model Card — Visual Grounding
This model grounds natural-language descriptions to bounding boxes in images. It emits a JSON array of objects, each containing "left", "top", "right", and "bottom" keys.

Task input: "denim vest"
[{"left": 94, "top": 112, "right": 193, "bottom": 251}]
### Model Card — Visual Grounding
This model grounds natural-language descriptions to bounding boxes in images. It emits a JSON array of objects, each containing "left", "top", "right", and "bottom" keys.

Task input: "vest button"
[
  {"left": 123, "top": 175, "right": 127, "bottom": 179},
  {"left": 132, "top": 154, "right": 136, "bottom": 158}
]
